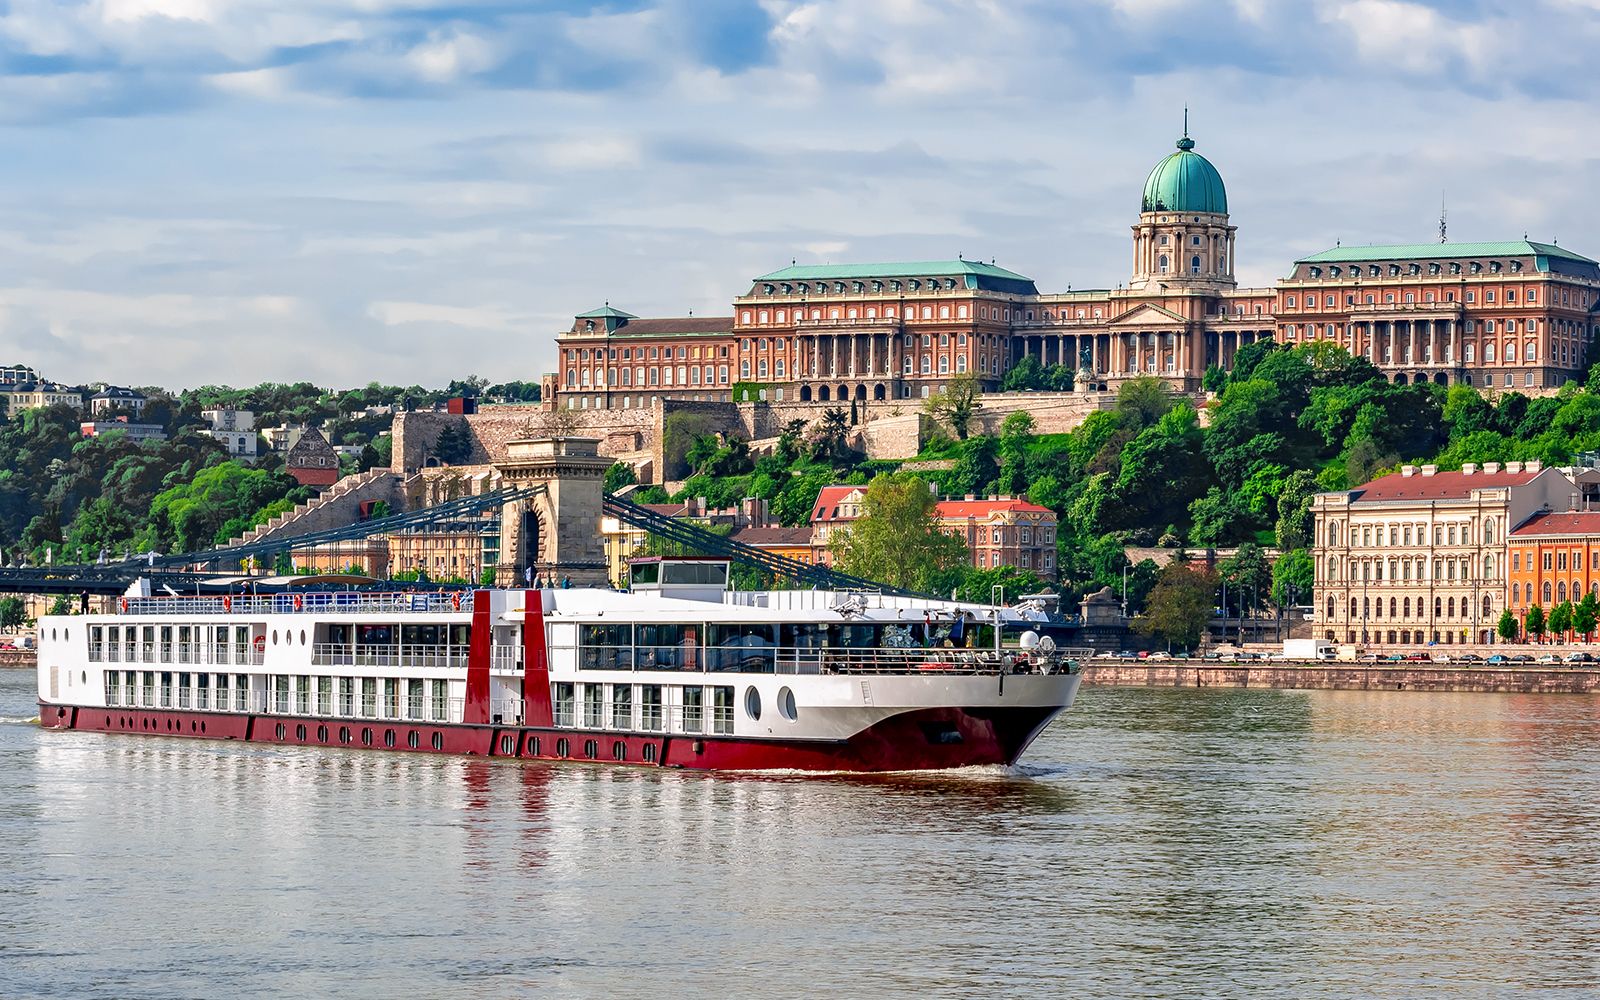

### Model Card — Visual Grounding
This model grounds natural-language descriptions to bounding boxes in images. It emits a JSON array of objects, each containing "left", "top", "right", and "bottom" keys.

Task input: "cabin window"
[
  {"left": 611, "top": 685, "right": 633, "bottom": 729},
  {"left": 553, "top": 682, "right": 575, "bottom": 727},
  {"left": 711, "top": 686, "right": 735, "bottom": 735},
  {"left": 431, "top": 679, "right": 448, "bottom": 722},
  {"left": 297, "top": 676, "right": 312, "bottom": 714},
  {"left": 582, "top": 683, "right": 605, "bottom": 727},
  {"left": 707, "top": 623, "right": 778, "bottom": 673},
  {"left": 361, "top": 677, "right": 377, "bottom": 717},
  {"left": 406, "top": 678, "right": 425, "bottom": 720},
  {"left": 682, "top": 686, "right": 704, "bottom": 733},
  {"left": 636, "top": 623, "right": 699, "bottom": 670},
  {"left": 581, "top": 623, "right": 634, "bottom": 670},
  {"left": 339, "top": 677, "right": 354, "bottom": 716},
  {"left": 274, "top": 675, "right": 290, "bottom": 713},
  {"left": 196, "top": 672, "right": 210, "bottom": 710},
  {"left": 640, "top": 685, "right": 664, "bottom": 731}
]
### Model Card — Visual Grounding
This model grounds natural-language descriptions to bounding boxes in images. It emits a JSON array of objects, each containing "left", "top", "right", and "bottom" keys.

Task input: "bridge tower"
[{"left": 494, "top": 437, "right": 612, "bottom": 587}]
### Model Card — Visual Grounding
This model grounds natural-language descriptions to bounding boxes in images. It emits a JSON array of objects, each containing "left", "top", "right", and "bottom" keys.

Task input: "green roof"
[
  {"left": 754, "top": 259, "right": 1033, "bottom": 283},
  {"left": 575, "top": 305, "right": 639, "bottom": 319},
  {"left": 1296, "top": 241, "right": 1596, "bottom": 265},
  {"left": 1141, "top": 135, "right": 1227, "bottom": 215}
]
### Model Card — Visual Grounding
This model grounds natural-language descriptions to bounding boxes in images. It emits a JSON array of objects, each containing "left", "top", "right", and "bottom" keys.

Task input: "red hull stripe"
[
  {"left": 521, "top": 589, "right": 553, "bottom": 728},
  {"left": 37, "top": 702, "right": 1061, "bottom": 772},
  {"left": 464, "top": 590, "right": 492, "bottom": 724}
]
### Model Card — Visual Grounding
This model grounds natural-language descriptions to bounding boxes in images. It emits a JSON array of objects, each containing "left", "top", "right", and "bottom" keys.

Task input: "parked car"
[
  {"left": 1385, "top": 653, "right": 1405, "bottom": 662},
  {"left": 1117, "top": 651, "right": 1136, "bottom": 660},
  {"left": 1486, "top": 654, "right": 1508, "bottom": 665},
  {"left": 1358, "top": 653, "right": 1380, "bottom": 663},
  {"left": 1536, "top": 654, "right": 1560, "bottom": 664},
  {"left": 1094, "top": 651, "right": 1116, "bottom": 659},
  {"left": 1510, "top": 654, "right": 1534, "bottom": 663},
  {"left": 1404, "top": 653, "right": 1429, "bottom": 662},
  {"left": 1456, "top": 653, "right": 1483, "bottom": 663},
  {"left": 1146, "top": 651, "right": 1171, "bottom": 662},
  {"left": 1431, "top": 654, "right": 1452, "bottom": 664},
  {"left": 1564, "top": 652, "right": 1592, "bottom": 663}
]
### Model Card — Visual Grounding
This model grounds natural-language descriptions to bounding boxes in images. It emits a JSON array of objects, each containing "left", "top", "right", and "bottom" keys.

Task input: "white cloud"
[
  {"left": 406, "top": 28, "right": 500, "bottom": 83},
  {"left": 367, "top": 300, "right": 529, "bottom": 332}
]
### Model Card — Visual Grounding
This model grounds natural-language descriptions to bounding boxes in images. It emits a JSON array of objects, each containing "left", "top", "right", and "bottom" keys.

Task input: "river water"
[{"left": 3, "top": 668, "right": 1599, "bottom": 999}]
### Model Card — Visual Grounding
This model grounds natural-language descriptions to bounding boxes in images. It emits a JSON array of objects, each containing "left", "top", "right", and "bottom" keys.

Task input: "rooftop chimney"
[
  {"left": 1484, "top": 462, "right": 1501, "bottom": 474},
  {"left": 1505, "top": 461, "right": 1523, "bottom": 474},
  {"left": 1401, "top": 465, "right": 1417, "bottom": 477},
  {"left": 1420, "top": 464, "right": 1437, "bottom": 476},
  {"left": 1527, "top": 459, "right": 1542, "bottom": 472},
  {"left": 1462, "top": 462, "right": 1478, "bottom": 475}
]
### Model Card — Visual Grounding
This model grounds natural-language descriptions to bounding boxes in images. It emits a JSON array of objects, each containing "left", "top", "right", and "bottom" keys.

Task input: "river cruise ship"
[{"left": 35, "top": 558, "right": 1082, "bottom": 771}]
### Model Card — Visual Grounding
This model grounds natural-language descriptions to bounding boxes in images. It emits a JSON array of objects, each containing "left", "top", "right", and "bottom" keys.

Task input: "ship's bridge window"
[
  {"left": 707, "top": 623, "right": 777, "bottom": 673},
  {"left": 580, "top": 623, "right": 635, "bottom": 670}
]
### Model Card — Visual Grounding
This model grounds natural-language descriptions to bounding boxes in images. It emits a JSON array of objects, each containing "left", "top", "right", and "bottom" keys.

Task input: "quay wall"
[
  {"left": 1081, "top": 662, "right": 1600, "bottom": 694},
  {"left": 1, "top": 649, "right": 36, "bottom": 669}
]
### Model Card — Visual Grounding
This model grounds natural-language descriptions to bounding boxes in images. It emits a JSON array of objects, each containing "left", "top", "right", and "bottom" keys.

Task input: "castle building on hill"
[{"left": 549, "top": 129, "right": 1600, "bottom": 411}]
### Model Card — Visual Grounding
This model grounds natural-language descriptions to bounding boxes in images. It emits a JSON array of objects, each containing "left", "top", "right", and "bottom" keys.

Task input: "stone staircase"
[{"left": 230, "top": 468, "right": 404, "bottom": 548}]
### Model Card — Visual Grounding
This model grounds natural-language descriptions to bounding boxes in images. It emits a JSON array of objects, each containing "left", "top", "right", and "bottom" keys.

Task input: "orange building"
[{"left": 1506, "top": 511, "right": 1600, "bottom": 623}]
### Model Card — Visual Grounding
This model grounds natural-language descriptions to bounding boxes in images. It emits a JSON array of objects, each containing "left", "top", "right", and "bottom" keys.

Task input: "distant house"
[
  {"left": 80, "top": 418, "right": 166, "bottom": 443},
  {"left": 89, "top": 386, "right": 147, "bottom": 418},
  {"left": 200, "top": 408, "right": 259, "bottom": 461},
  {"left": 285, "top": 427, "right": 340, "bottom": 488},
  {"left": 3, "top": 379, "right": 86, "bottom": 417}
]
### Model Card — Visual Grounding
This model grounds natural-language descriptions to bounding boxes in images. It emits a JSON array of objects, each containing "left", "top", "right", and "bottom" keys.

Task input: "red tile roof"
[
  {"left": 1510, "top": 510, "right": 1600, "bottom": 537},
  {"left": 732, "top": 526, "right": 814, "bottom": 547},
  {"left": 1351, "top": 469, "right": 1545, "bottom": 501},
  {"left": 640, "top": 502, "right": 689, "bottom": 517},
  {"left": 811, "top": 485, "right": 866, "bottom": 522},
  {"left": 935, "top": 498, "right": 1053, "bottom": 518},
  {"left": 610, "top": 317, "right": 733, "bottom": 337}
]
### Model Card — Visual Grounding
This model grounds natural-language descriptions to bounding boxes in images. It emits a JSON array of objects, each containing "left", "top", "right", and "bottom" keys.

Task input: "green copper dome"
[{"left": 1141, "top": 134, "right": 1227, "bottom": 215}]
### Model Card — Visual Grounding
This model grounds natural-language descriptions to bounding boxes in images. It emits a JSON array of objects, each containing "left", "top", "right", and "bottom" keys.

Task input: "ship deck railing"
[
  {"left": 310, "top": 643, "right": 470, "bottom": 669},
  {"left": 576, "top": 644, "right": 1076, "bottom": 676},
  {"left": 121, "top": 592, "right": 470, "bottom": 617},
  {"left": 91, "top": 641, "right": 264, "bottom": 666}
]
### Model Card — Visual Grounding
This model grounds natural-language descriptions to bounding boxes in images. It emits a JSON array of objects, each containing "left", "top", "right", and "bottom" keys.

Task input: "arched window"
[
  {"left": 1483, "top": 595, "right": 1494, "bottom": 617},
  {"left": 1447, "top": 597, "right": 1456, "bottom": 618},
  {"left": 1351, "top": 597, "right": 1358, "bottom": 617},
  {"left": 1543, "top": 582, "right": 1553, "bottom": 604},
  {"left": 1434, "top": 597, "right": 1442, "bottom": 617},
  {"left": 1328, "top": 596, "right": 1336, "bottom": 620},
  {"left": 1559, "top": 582, "right": 1568, "bottom": 602},
  {"left": 1402, "top": 597, "right": 1410, "bottom": 617},
  {"left": 1389, "top": 598, "right": 1397, "bottom": 618},
  {"left": 1512, "top": 583, "right": 1521, "bottom": 604},
  {"left": 1191, "top": 255, "right": 1202, "bottom": 274},
  {"left": 1158, "top": 255, "right": 1169, "bottom": 273}
]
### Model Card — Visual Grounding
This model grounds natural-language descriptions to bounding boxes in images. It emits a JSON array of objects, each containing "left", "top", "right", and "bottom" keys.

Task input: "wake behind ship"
[{"left": 34, "top": 558, "right": 1081, "bottom": 772}]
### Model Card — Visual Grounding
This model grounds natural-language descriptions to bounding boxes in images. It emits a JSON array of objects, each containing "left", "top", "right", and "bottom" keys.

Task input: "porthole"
[
  {"left": 556, "top": 738, "right": 569, "bottom": 758},
  {"left": 299, "top": 630, "right": 307, "bottom": 646},
  {"left": 275, "top": 722, "right": 286, "bottom": 740},
  {"left": 527, "top": 736, "right": 541, "bottom": 757},
  {"left": 200, "top": 722, "right": 206, "bottom": 734},
  {"left": 431, "top": 732, "right": 443, "bottom": 751},
  {"left": 384, "top": 729, "right": 396, "bottom": 748},
  {"left": 500, "top": 734, "right": 514, "bottom": 756},
  {"left": 584, "top": 739, "right": 598, "bottom": 759},
  {"left": 612, "top": 741, "right": 626, "bottom": 761},
  {"left": 296, "top": 724, "right": 307, "bottom": 741},
  {"left": 316, "top": 725, "right": 328, "bottom": 744},
  {"left": 81, "top": 671, "right": 86, "bottom": 686},
  {"left": 777, "top": 687, "right": 797, "bottom": 722},
  {"left": 642, "top": 743, "right": 657, "bottom": 764},
  {"left": 407, "top": 730, "right": 420, "bottom": 750},
  {"left": 745, "top": 686, "right": 761, "bottom": 721},
  {"left": 339, "top": 726, "right": 350, "bottom": 744},
  {"left": 362, "top": 727, "right": 373, "bottom": 746},
  {"left": 271, "top": 630, "right": 279, "bottom": 646}
]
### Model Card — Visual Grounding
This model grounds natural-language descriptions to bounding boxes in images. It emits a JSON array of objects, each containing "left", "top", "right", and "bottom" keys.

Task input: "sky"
[{"left": 2, "top": 0, "right": 1600, "bottom": 391}]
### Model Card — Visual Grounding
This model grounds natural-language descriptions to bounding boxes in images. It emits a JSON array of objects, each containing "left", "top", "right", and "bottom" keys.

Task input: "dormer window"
[
  {"left": 798, "top": 282, "right": 810, "bottom": 294},
  {"left": 852, "top": 281, "right": 864, "bottom": 293},
  {"left": 1388, "top": 264, "right": 1401, "bottom": 276},
  {"left": 782, "top": 283, "right": 792, "bottom": 293},
  {"left": 584, "top": 320, "right": 595, "bottom": 332},
  {"left": 1408, "top": 263, "right": 1420, "bottom": 275},
  {"left": 1511, "top": 260, "right": 1523, "bottom": 273},
  {"left": 1308, "top": 268, "right": 1321, "bottom": 279},
  {"left": 1490, "top": 261, "right": 1502, "bottom": 273},
  {"left": 1450, "top": 262, "right": 1461, "bottom": 275},
  {"left": 872, "top": 280, "right": 883, "bottom": 292},
  {"left": 1470, "top": 262, "right": 1482, "bottom": 274},
  {"left": 1330, "top": 266, "right": 1340, "bottom": 277},
  {"left": 945, "top": 278, "right": 957, "bottom": 289},
  {"left": 1429, "top": 263, "right": 1441, "bottom": 275},
  {"left": 909, "top": 280, "right": 920, "bottom": 290},
  {"left": 834, "top": 282, "right": 846, "bottom": 293},
  {"left": 890, "top": 280, "right": 901, "bottom": 292},
  {"left": 1369, "top": 265, "right": 1381, "bottom": 277}
]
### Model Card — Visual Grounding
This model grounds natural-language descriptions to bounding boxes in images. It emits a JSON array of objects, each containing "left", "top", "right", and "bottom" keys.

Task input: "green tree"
[
  {"left": 604, "top": 462, "right": 637, "bottom": 493},
  {"left": 1134, "top": 561, "right": 1219, "bottom": 651},
  {"left": 1548, "top": 601, "right": 1575, "bottom": 640},
  {"left": 1576, "top": 592, "right": 1599, "bottom": 640},
  {"left": 924, "top": 372, "right": 983, "bottom": 440},
  {"left": 830, "top": 474, "right": 966, "bottom": 592},
  {"left": 1221, "top": 542, "right": 1271, "bottom": 622},
  {"left": 809, "top": 407, "right": 855, "bottom": 466},
  {"left": 48, "top": 594, "right": 72, "bottom": 616},
  {"left": 0, "top": 595, "right": 25, "bottom": 628},
  {"left": 1270, "top": 548, "right": 1314, "bottom": 609},
  {"left": 1498, "top": 608, "right": 1519, "bottom": 642},
  {"left": 1114, "top": 376, "right": 1174, "bottom": 431},
  {"left": 1525, "top": 603, "right": 1546, "bottom": 642},
  {"left": 1201, "top": 364, "right": 1227, "bottom": 393},
  {"left": 1274, "top": 469, "right": 1320, "bottom": 550},
  {"left": 996, "top": 411, "right": 1034, "bottom": 496}
]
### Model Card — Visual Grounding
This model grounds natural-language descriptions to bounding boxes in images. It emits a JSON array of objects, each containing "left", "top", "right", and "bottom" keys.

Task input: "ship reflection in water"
[{"left": 7, "top": 671, "right": 1600, "bottom": 998}]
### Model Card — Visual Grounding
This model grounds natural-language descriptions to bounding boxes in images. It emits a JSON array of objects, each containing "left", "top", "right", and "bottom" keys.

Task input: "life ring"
[
  {"left": 119, "top": 597, "right": 129, "bottom": 613},
  {"left": 293, "top": 594, "right": 304, "bottom": 611},
  {"left": 451, "top": 592, "right": 463, "bottom": 611},
  {"left": 223, "top": 595, "right": 233, "bottom": 612},
  {"left": 253, "top": 635, "right": 266, "bottom": 653}
]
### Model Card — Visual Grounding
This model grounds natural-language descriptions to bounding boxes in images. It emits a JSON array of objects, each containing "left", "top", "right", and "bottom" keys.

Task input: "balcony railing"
[
  {"left": 122, "top": 592, "right": 470, "bottom": 616},
  {"left": 311, "top": 643, "right": 468, "bottom": 669}
]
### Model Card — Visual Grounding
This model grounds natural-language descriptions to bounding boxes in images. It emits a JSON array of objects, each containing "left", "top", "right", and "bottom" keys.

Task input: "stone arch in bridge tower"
[{"left": 494, "top": 437, "right": 613, "bottom": 587}]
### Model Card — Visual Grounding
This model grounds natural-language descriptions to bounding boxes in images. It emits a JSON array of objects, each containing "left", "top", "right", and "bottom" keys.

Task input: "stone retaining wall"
[
  {"left": 1081, "top": 662, "right": 1600, "bottom": 694},
  {"left": 0, "top": 649, "right": 36, "bottom": 669}
]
